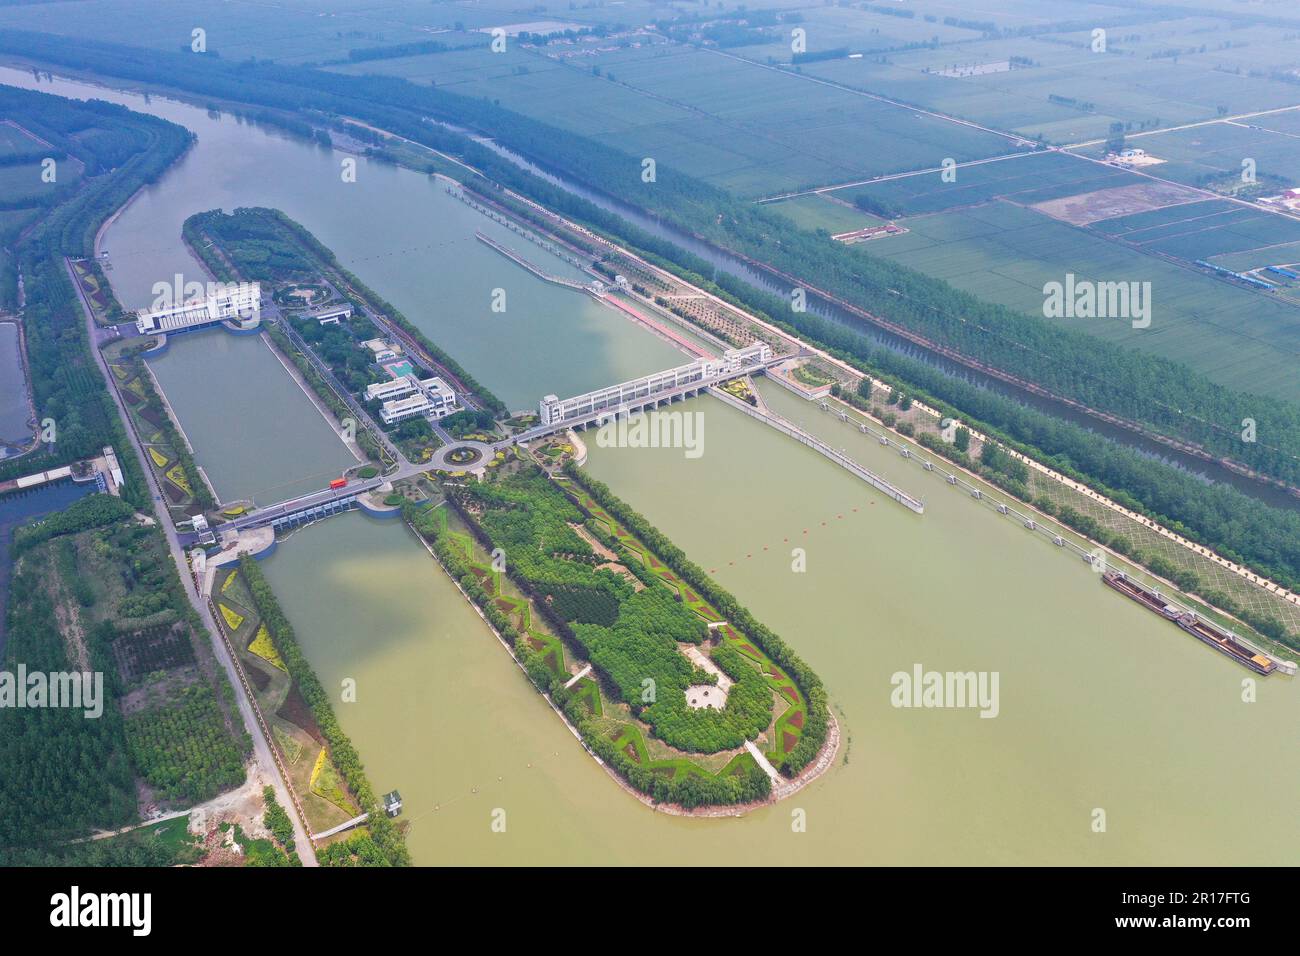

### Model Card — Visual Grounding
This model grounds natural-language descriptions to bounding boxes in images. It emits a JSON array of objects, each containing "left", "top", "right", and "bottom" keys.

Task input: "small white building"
[
  {"left": 376, "top": 375, "right": 458, "bottom": 425},
  {"left": 311, "top": 303, "right": 354, "bottom": 325},
  {"left": 102, "top": 445, "right": 124, "bottom": 489}
]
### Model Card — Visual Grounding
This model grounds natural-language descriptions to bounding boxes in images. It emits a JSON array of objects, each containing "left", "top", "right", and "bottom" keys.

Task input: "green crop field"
[
  {"left": 764, "top": 6, "right": 1300, "bottom": 145},
  {"left": 0, "top": 161, "right": 66, "bottom": 205},
  {"left": 331, "top": 40, "right": 1023, "bottom": 196},
  {"left": 863, "top": 198, "right": 1300, "bottom": 402},
  {"left": 1091, "top": 200, "right": 1300, "bottom": 267},
  {"left": 1073, "top": 116, "right": 1300, "bottom": 188},
  {"left": 828, "top": 151, "right": 1142, "bottom": 215},
  {"left": 0, "top": 121, "right": 81, "bottom": 220},
  {"left": 0, "top": 0, "right": 490, "bottom": 65},
  {"left": 766, "top": 193, "right": 884, "bottom": 233}
]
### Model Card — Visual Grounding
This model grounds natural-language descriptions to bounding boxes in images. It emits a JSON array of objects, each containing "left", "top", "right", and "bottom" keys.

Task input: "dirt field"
[{"left": 1031, "top": 181, "right": 1203, "bottom": 226}]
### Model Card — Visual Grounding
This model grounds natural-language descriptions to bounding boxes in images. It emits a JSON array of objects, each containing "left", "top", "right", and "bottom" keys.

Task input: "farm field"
[
  {"left": 1072, "top": 115, "right": 1300, "bottom": 188},
  {"left": 0, "top": 0, "right": 494, "bottom": 65},
  {"left": 764, "top": 192, "right": 884, "bottom": 234},
  {"left": 862, "top": 199, "right": 1300, "bottom": 402},
  {"left": 0, "top": 121, "right": 77, "bottom": 210},
  {"left": 826, "top": 151, "right": 1142, "bottom": 214},
  {"left": 1091, "top": 199, "right": 1300, "bottom": 267},
  {"left": 787, "top": 22, "right": 1300, "bottom": 144},
  {"left": 331, "top": 41, "right": 1023, "bottom": 196}
]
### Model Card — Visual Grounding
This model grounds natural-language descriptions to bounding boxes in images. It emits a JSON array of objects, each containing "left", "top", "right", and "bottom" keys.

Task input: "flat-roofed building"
[
  {"left": 136, "top": 283, "right": 261, "bottom": 335},
  {"left": 311, "top": 304, "right": 353, "bottom": 325},
  {"left": 366, "top": 377, "right": 418, "bottom": 403},
  {"left": 376, "top": 375, "right": 458, "bottom": 425}
]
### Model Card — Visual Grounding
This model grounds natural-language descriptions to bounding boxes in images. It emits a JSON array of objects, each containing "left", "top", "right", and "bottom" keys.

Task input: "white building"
[
  {"left": 365, "top": 377, "right": 419, "bottom": 403},
  {"left": 312, "top": 304, "right": 353, "bottom": 325},
  {"left": 373, "top": 374, "right": 458, "bottom": 425},
  {"left": 136, "top": 283, "right": 261, "bottom": 335},
  {"left": 538, "top": 343, "right": 771, "bottom": 425},
  {"left": 102, "top": 445, "right": 124, "bottom": 489}
]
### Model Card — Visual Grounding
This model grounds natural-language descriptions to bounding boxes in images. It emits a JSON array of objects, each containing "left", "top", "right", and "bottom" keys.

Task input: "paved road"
[{"left": 67, "top": 259, "right": 318, "bottom": 865}]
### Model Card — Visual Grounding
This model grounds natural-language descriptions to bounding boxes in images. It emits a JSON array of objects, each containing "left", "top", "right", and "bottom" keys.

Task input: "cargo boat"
[{"left": 1103, "top": 570, "right": 1276, "bottom": 675}]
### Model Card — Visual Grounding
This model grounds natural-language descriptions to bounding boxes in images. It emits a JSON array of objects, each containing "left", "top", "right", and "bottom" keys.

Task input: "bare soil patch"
[{"left": 1030, "top": 181, "right": 1201, "bottom": 225}]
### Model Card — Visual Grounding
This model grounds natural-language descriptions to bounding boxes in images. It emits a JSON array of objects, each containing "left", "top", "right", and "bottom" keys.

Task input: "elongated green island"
[{"left": 410, "top": 463, "right": 831, "bottom": 810}]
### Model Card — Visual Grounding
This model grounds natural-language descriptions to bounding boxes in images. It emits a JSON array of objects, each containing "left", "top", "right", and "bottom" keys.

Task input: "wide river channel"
[{"left": 5, "top": 66, "right": 1296, "bottom": 865}]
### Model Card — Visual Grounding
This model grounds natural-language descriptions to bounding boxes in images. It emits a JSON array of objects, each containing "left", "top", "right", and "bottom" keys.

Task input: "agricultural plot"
[
  {"left": 332, "top": 41, "right": 1022, "bottom": 196},
  {"left": 792, "top": 22, "right": 1300, "bottom": 144},
  {"left": 766, "top": 193, "right": 884, "bottom": 234},
  {"left": 1074, "top": 117, "right": 1300, "bottom": 188},
  {"left": 585, "top": 44, "right": 1024, "bottom": 194},
  {"left": 0, "top": 0, "right": 482, "bottom": 65},
  {"left": 1091, "top": 199, "right": 1300, "bottom": 268},
  {"left": 724, "top": 4, "right": 985, "bottom": 64},
  {"left": 0, "top": 122, "right": 81, "bottom": 222},
  {"left": 865, "top": 199, "right": 1300, "bottom": 402},
  {"left": 828, "top": 151, "right": 1141, "bottom": 215}
]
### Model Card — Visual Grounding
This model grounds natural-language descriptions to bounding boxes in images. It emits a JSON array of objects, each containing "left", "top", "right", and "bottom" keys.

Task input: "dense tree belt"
[
  {"left": 238, "top": 556, "right": 410, "bottom": 866},
  {"left": 0, "top": 83, "right": 188, "bottom": 503}
]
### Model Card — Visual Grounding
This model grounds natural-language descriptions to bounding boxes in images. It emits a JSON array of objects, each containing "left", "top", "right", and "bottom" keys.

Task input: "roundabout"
[{"left": 428, "top": 440, "right": 496, "bottom": 471}]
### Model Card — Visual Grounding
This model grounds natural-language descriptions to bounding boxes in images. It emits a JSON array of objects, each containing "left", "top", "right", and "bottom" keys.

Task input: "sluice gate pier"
[
  {"left": 474, "top": 231, "right": 590, "bottom": 292},
  {"left": 709, "top": 385, "right": 924, "bottom": 514}
]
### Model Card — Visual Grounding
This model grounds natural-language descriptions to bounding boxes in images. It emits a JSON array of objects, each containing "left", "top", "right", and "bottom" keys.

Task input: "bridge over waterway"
[
  {"left": 225, "top": 343, "right": 923, "bottom": 532},
  {"left": 225, "top": 477, "right": 386, "bottom": 533}
]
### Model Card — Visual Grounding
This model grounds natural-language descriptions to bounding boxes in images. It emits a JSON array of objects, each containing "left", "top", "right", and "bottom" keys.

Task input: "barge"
[{"left": 1103, "top": 570, "right": 1276, "bottom": 675}]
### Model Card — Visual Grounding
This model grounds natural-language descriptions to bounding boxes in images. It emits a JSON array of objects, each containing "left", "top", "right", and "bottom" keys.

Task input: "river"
[
  {"left": 261, "top": 386, "right": 1300, "bottom": 865},
  {"left": 5, "top": 66, "right": 1296, "bottom": 865}
]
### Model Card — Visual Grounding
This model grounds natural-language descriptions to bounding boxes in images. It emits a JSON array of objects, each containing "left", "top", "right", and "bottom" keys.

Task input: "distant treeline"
[
  {"left": 346, "top": 39, "right": 453, "bottom": 62},
  {"left": 792, "top": 47, "right": 849, "bottom": 64}
]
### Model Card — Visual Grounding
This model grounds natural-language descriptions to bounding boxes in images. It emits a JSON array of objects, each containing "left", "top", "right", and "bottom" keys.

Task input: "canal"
[
  {"left": 144, "top": 328, "right": 359, "bottom": 505},
  {"left": 5, "top": 66, "right": 1296, "bottom": 865},
  {"left": 0, "top": 321, "right": 32, "bottom": 451}
]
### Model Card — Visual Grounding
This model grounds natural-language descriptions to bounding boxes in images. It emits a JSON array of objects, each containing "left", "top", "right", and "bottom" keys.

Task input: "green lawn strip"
[
  {"left": 719, "top": 750, "right": 761, "bottom": 778},
  {"left": 611, "top": 724, "right": 713, "bottom": 781},
  {"left": 568, "top": 677, "right": 601, "bottom": 716}
]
